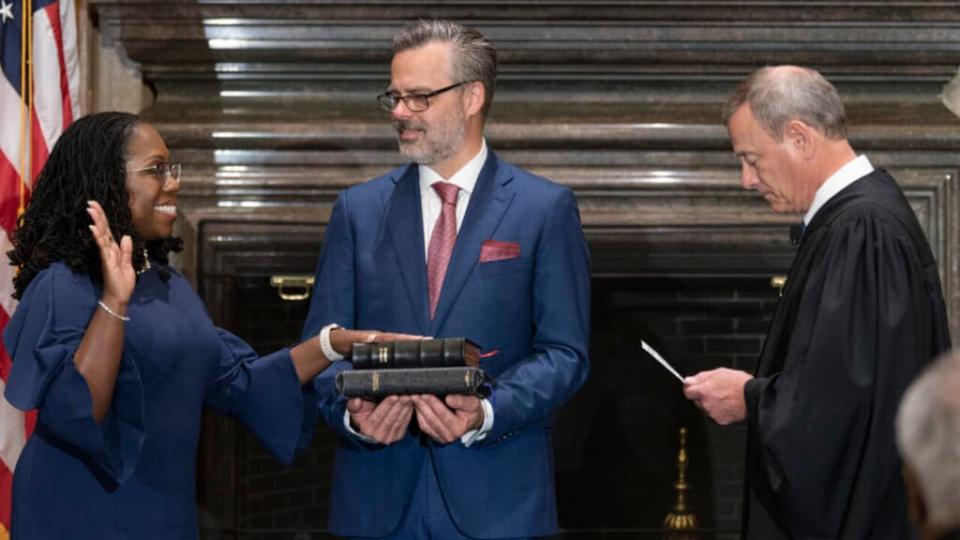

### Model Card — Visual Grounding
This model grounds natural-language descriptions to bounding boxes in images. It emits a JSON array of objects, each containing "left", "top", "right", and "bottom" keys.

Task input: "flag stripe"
[
  {"left": 0, "top": 155, "right": 22, "bottom": 233},
  {"left": 57, "top": 0, "right": 78, "bottom": 123},
  {"left": 0, "top": 73, "right": 23, "bottom": 182},
  {"left": 0, "top": 379, "right": 24, "bottom": 474},
  {"left": 30, "top": 107, "right": 49, "bottom": 188},
  {"left": 0, "top": 464, "right": 11, "bottom": 537},
  {"left": 32, "top": 4, "right": 64, "bottom": 162}
]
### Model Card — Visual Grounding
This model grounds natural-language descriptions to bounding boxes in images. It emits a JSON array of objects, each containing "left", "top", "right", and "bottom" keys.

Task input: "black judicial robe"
[{"left": 742, "top": 169, "right": 951, "bottom": 540}]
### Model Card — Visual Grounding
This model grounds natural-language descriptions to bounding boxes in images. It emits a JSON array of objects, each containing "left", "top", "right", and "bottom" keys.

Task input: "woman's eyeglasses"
[{"left": 128, "top": 162, "right": 182, "bottom": 190}]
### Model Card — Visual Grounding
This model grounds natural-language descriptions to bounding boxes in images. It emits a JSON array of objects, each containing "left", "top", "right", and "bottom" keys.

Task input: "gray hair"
[
  {"left": 721, "top": 65, "right": 847, "bottom": 141},
  {"left": 392, "top": 19, "right": 497, "bottom": 118},
  {"left": 896, "top": 350, "right": 960, "bottom": 527}
]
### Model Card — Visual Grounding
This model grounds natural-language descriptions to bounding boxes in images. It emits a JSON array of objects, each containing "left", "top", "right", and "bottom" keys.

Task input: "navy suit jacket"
[{"left": 302, "top": 152, "right": 591, "bottom": 538}]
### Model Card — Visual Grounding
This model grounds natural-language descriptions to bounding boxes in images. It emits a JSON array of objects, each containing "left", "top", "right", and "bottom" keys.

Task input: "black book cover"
[
  {"left": 336, "top": 367, "right": 491, "bottom": 398},
  {"left": 351, "top": 337, "right": 480, "bottom": 370}
]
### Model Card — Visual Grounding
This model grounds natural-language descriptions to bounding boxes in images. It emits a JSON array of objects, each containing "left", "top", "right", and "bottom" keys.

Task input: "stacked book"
[{"left": 336, "top": 338, "right": 492, "bottom": 399}]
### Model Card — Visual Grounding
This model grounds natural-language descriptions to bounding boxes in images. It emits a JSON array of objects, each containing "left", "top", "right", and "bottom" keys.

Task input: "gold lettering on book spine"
[
  {"left": 378, "top": 347, "right": 388, "bottom": 364},
  {"left": 372, "top": 372, "right": 380, "bottom": 393}
]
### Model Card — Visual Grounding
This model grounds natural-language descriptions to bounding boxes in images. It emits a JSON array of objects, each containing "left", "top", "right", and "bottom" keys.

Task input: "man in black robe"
[{"left": 683, "top": 65, "right": 951, "bottom": 539}]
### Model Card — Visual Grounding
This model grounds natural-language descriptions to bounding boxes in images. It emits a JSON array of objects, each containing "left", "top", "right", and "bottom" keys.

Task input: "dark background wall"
[{"left": 88, "top": 2, "right": 960, "bottom": 538}]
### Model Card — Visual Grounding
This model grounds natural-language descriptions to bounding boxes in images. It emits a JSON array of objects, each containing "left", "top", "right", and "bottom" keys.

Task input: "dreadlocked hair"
[{"left": 9, "top": 111, "right": 182, "bottom": 299}]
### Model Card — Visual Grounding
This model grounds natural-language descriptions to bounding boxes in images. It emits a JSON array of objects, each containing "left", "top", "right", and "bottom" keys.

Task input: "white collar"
[
  {"left": 419, "top": 139, "right": 488, "bottom": 195},
  {"left": 804, "top": 155, "right": 874, "bottom": 225}
]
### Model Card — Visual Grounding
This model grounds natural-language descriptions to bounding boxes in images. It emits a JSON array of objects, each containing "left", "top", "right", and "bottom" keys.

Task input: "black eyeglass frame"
[
  {"left": 128, "top": 162, "right": 182, "bottom": 190},
  {"left": 376, "top": 81, "right": 472, "bottom": 112}
]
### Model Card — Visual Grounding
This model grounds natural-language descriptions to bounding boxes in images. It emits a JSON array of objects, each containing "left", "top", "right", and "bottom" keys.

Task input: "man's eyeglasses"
[
  {"left": 376, "top": 81, "right": 471, "bottom": 113},
  {"left": 129, "top": 162, "right": 182, "bottom": 190}
]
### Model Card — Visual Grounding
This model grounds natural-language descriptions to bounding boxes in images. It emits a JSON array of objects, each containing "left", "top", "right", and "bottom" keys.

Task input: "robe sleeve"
[
  {"left": 743, "top": 211, "right": 937, "bottom": 537},
  {"left": 2, "top": 267, "right": 146, "bottom": 487},
  {"left": 203, "top": 328, "right": 318, "bottom": 464}
]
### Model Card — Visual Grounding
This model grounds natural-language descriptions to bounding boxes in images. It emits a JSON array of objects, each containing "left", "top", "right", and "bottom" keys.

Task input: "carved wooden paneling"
[
  {"left": 174, "top": 169, "right": 957, "bottom": 307},
  {"left": 90, "top": 0, "right": 960, "bottom": 294}
]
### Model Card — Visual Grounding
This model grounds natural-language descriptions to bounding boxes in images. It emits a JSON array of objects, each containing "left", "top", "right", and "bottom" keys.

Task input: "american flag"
[{"left": 0, "top": 0, "right": 79, "bottom": 535}]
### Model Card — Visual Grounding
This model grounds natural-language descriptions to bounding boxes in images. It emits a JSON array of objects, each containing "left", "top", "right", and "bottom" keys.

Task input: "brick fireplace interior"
[
  {"left": 196, "top": 257, "right": 784, "bottom": 539},
  {"left": 88, "top": 1, "right": 960, "bottom": 539}
]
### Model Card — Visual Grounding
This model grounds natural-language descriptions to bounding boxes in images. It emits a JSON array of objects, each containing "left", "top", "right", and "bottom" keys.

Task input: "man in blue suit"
[{"left": 301, "top": 19, "right": 591, "bottom": 540}]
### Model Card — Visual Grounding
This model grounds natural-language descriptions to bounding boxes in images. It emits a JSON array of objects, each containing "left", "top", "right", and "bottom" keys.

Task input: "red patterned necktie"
[{"left": 427, "top": 181, "right": 460, "bottom": 319}]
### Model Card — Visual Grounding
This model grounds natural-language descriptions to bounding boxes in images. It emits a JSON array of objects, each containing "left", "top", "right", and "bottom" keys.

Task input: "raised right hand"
[
  {"left": 347, "top": 395, "right": 413, "bottom": 444},
  {"left": 87, "top": 200, "right": 135, "bottom": 306}
]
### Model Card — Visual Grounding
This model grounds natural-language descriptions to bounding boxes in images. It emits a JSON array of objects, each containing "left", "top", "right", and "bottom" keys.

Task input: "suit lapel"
[
  {"left": 430, "top": 152, "right": 515, "bottom": 333},
  {"left": 384, "top": 165, "right": 430, "bottom": 334}
]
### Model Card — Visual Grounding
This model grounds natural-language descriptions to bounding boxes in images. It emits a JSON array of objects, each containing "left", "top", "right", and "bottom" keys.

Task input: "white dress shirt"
[
  {"left": 343, "top": 139, "right": 494, "bottom": 447},
  {"left": 419, "top": 139, "right": 488, "bottom": 259},
  {"left": 804, "top": 155, "right": 874, "bottom": 225}
]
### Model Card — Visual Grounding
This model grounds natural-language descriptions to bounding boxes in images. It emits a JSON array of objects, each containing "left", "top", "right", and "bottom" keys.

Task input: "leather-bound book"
[
  {"left": 351, "top": 338, "right": 480, "bottom": 370},
  {"left": 336, "top": 366, "right": 491, "bottom": 398}
]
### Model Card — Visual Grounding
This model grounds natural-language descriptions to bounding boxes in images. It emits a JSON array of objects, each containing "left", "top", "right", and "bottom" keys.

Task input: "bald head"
[{"left": 722, "top": 65, "right": 848, "bottom": 142}]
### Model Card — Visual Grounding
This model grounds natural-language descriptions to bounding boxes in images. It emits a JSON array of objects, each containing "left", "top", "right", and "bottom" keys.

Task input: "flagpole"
[
  {"left": 18, "top": 0, "right": 32, "bottom": 219},
  {"left": 25, "top": 0, "right": 33, "bottom": 213}
]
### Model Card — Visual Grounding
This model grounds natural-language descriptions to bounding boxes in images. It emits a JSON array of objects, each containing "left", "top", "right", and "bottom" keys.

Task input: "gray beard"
[
  {"left": 394, "top": 116, "right": 467, "bottom": 166},
  {"left": 398, "top": 140, "right": 441, "bottom": 165}
]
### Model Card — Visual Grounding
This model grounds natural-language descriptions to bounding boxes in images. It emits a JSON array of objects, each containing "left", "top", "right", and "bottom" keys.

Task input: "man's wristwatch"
[{"left": 319, "top": 323, "right": 345, "bottom": 361}]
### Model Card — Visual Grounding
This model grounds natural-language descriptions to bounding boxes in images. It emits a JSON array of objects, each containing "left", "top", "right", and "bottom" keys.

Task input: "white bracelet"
[
  {"left": 319, "top": 323, "right": 344, "bottom": 361},
  {"left": 97, "top": 300, "right": 130, "bottom": 322}
]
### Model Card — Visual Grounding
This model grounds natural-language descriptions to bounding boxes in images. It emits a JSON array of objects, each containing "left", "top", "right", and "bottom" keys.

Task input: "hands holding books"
[
  {"left": 347, "top": 396, "right": 415, "bottom": 444},
  {"left": 333, "top": 329, "right": 423, "bottom": 445},
  {"left": 410, "top": 395, "right": 484, "bottom": 444},
  {"left": 347, "top": 394, "right": 484, "bottom": 445},
  {"left": 341, "top": 336, "right": 489, "bottom": 444}
]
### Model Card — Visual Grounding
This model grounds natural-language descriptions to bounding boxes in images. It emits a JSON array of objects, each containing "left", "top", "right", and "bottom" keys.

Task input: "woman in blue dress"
[{"left": 2, "top": 112, "right": 416, "bottom": 538}]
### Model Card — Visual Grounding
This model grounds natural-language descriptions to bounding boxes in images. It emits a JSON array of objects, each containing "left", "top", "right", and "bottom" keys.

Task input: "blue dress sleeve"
[
  {"left": 203, "top": 328, "right": 317, "bottom": 464},
  {"left": 2, "top": 266, "right": 146, "bottom": 487}
]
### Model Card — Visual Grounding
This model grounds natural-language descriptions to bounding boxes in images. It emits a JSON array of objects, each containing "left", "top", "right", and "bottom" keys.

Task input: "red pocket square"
[{"left": 479, "top": 240, "right": 521, "bottom": 263}]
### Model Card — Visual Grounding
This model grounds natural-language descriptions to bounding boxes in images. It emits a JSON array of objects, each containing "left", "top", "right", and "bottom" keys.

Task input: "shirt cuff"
[
  {"left": 343, "top": 409, "right": 378, "bottom": 444},
  {"left": 461, "top": 398, "right": 494, "bottom": 448}
]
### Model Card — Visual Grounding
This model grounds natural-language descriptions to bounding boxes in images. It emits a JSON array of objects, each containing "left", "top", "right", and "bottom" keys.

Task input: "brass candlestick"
[{"left": 664, "top": 427, "right": 698, "bottom": 531}]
